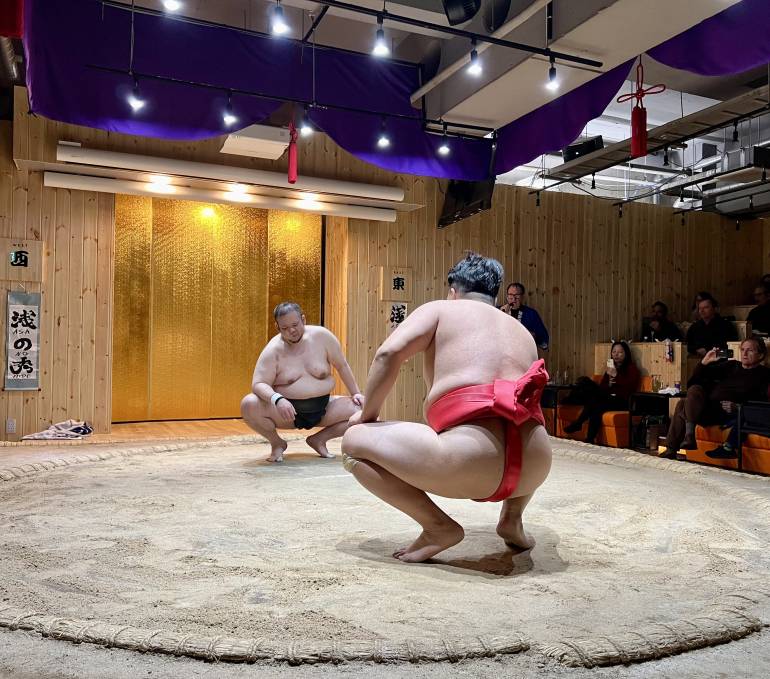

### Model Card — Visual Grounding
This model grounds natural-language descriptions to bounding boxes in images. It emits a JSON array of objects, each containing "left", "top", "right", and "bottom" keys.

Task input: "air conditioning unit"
[{"left": 220, "top": 124, "right": 291, "bottom": 160}]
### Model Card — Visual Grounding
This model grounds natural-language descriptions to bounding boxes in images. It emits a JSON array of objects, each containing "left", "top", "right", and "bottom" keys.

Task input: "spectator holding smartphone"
[{"left": 662, "top": 338, "right": 770, "bottom": 458}]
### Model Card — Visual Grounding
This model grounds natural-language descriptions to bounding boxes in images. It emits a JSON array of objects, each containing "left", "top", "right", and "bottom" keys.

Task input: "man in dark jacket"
[
  {"left": 686, "top": 296, "right": 738, "bottom": 356},
  {"left": 663, "top": 337, "right": 770, "bottom": 458},
  {"left": 640, "top": 301, "right": 682, "bottom": 342},
  {"left": 747, "top": 282, "right": 770, "bottom": 334},
  {"left": 499, "top": 282, "right": 549, "bottom": 350}
]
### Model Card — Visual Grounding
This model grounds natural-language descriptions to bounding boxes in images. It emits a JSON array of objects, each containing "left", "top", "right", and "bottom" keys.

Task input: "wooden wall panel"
[
  {"left": 9, "top": 86, "right": 767, "bottom": 427},
  {"left": 0, "top": 119, "right": 114, "bottom": 440}
]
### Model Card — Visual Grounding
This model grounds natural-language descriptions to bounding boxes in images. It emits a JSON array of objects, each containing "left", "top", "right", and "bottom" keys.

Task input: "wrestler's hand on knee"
[
  {"left": 351, "top": 393, "right": 365, "bottom": 408},
  {"left": 276, "top": 399, "right": 296, "bottom": 424}
]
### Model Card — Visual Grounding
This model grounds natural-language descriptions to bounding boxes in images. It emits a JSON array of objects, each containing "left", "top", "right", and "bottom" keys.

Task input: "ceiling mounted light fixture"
[
  {"left": 377, "top": 118, "right": 391, "bottom": 149},
  {"left": 372, "top": 16, "right": 390, "bottom": 57},
  {"left": 299, "top": 107, "right": 313, "bottom": 137},
  {"left": 223, "top": 92, "right": 238, "bottom": 127},
  {"left": 162, "top": 0, "right": 182, "bottom": 11},
  {"left": 546, "top": 56, "right": 558, "bottom": 91},
  {"left": 467, "top": 39, "right": 482, "bottom": 76},
  {"left": 437, "top": 121, "right": 450, "bottom": 156},
  {"left": 127, "top": 78, "right": 146, "bottom": 113},
  {"left": 732, "top": 121, "right": 739, "bottom": 142},
  {"left": 271, "top": 0, "right": 289, "bottom": 36}
]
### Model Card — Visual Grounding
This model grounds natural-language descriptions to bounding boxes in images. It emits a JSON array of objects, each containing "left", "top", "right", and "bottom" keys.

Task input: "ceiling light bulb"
[
  {"left": 300, "top": 122, "right": 313, "bottom": 137},
  {"left": 162, "top": 0, "right": 182, "bottom": 11},
  {"left": 149, "top": 175, "right": 171, "bottom": 185},
  {"left": 373, "top": 28, "right": 390, "bottom": 57},
  {"left": 438, "top": 141, "right": 450, "bottom": 156},
  {"left": 546, "top": 63, "right": 558, "bottom": 91},
  {"left": 127, "top": 94, "right": 145, "bottom": 112},
  {"left": 377, "top": 134, "right": 391, "bottom": 149},
  {"left": 271, "top": 2, "right": 289, "bottom": 35},
  {"left": 467, "top": 49, "right": 482, "bottom": 76},
  {"left": 223, "top": 112, "right": 238, "bottom": 126}
]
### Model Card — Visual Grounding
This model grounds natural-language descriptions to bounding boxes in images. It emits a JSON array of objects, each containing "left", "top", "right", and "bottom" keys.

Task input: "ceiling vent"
[{"left": 220, "top": 124, "right": 290, "bottom": 160}]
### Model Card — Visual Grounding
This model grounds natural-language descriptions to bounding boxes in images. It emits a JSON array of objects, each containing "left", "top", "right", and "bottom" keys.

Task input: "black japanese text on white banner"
[{"left": 5, "top": 291, "right": 41, "bottom": 390}]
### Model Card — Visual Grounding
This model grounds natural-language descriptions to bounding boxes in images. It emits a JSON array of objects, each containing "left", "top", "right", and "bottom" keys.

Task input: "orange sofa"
[
  {"left": 543, "top": 375, "right": 653, "bottom": 448},
  {"left": 686, "top": 426, "right": 770, "bottom": 476}
]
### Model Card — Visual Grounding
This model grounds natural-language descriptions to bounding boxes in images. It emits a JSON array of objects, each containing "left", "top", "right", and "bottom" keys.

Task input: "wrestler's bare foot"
[
  {"left": 392, "top": 521, "right": 464, "bottom": 563},
  {"left": 306, "top": 432, "right": 336, "bottom": 459},
  {"left": 267, "top": 441, "right": 288, "bottom": 463},
  {"left": 496, "top": 514, "right": 534, "bottom": 552}
]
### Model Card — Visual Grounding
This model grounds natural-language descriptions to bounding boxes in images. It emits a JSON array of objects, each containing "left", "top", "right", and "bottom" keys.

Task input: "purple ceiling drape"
[
  {"left": 22, "top": 0, "right": 769, "bottom": 182},
  {"left": 493, "top": 60, "right": 634, "bottom": 176},
  {"left": 648, "top": 0, "right": 770, "bottom": 76}
]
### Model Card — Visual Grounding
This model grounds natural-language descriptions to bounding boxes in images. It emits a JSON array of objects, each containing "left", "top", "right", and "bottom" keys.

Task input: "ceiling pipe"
[
  {"left": 43, "top": 172, "right": 398, "bottom": 222},
  {"left": 410, "top": 0, "right": 552, "bottom": 104},
  {"left": 55, "top": 144, "right": 405, "bottom": 202}
]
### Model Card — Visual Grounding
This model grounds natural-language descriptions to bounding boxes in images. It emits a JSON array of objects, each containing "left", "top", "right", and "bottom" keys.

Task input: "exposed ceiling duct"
[{"left": 442, "top": 0, "right": 481, "bottom": 27}]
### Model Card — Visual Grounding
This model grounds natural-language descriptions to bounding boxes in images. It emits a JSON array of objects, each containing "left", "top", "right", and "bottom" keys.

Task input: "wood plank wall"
[
  {"left": 11, "top": 87, "right": 766, "bottom": 425},
  {"left": 0, "top": 120, "right": 114, "bottom": 439}
]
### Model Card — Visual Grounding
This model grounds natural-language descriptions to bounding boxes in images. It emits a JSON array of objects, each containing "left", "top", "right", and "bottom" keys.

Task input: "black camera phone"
[{"left": 716, "top": 348, "right": 734, "bottom": 360}]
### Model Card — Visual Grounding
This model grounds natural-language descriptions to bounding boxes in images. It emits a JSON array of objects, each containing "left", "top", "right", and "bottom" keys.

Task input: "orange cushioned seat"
[{"left": 554, "top": 375, "right": 652, "bottom": 449}]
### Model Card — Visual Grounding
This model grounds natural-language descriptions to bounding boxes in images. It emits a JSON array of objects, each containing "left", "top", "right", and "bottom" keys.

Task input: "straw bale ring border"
[{"left": 0, "top": 438, "right": 769, "bottom": 665}]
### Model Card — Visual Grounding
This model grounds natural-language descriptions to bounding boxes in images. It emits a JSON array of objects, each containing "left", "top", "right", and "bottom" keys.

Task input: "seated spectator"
[
  {"left": 686, "top": 294, "right": 738, "bottom": 357},
  {"left": 640, "top": 301, "right": 682, "bottom": 342},
  {"left": 663, "top": 338, "right": 770, "bottom": 459},
  {"left": 499, "top": 282, "right": 549, "bottom": 350},
  {"left": 689, "top": 291, "right": 709, "bottom": 323},
  {"left": 563, "top": 341, "right": 640, "bottom": 445},
  {"left": 747, "top": 281, "right": 770, "bottom": 335}
]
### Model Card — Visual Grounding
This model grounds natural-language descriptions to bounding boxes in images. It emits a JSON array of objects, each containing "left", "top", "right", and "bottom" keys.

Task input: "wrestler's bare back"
[{"left": 421, "top": 299, "right": 539, "bottom": 417}]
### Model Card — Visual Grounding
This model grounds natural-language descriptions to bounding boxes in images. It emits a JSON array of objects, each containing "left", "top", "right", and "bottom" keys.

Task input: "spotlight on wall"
[
  {"left": 223, "top": 92, "right": 238, "bottom": 127},
  {"left": 228, "top": 183, "right": 251, "bottom": 201},
  {"left": 162, "top": 0, "right": 182, "bottom": 11},
  {"left": 545, "top": 57, "right": 558, "bottom": 91},
  {"left": 127, "top": 78, "right": 146, "bottom": 113},
  {"left": 200, "top": 206, "right": 216, "bottom": 218},
  {"left": 591, "top": 174, "right": 596, "bottom": 190},
  {"left": 271, "top": 0, "right": 289, "bottom": 35},
  {"left": 148, "top": 175, "right": 175, "bottom": 193},
  {"left": 535, "top": 192, "right": 540, "bottom": 207},
  {"left": 467, "top": 40, "right": 482, "bottom": 77},
  {"left": 372, "top": 16, "right": 390, "bottom": 57}
]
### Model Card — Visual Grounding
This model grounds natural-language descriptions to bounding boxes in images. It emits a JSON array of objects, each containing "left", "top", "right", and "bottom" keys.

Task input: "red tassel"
[
  {"left": 0, "top": 0, "right": 24, "bottom": 38},
  {"left": 630, "top": 104, "right": 647, "bottom": 159},
  {"left": 287, "top": 121, "right": 298, "bottom": 184}
]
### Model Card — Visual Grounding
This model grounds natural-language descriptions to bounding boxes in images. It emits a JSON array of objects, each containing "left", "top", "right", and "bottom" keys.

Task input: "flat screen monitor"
[{"left": 437, "top": 178, "right": 495, "bottom": 229}]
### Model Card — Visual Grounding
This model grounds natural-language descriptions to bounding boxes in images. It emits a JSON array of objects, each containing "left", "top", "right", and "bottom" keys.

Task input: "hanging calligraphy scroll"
[{"left": 5, "top": 291, "right": 41, "bottom": 390}]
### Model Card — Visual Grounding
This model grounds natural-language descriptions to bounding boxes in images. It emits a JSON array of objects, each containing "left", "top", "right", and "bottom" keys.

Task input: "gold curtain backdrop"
[{"left": 112, "top": 196, "right": 322, "bottom": 422}]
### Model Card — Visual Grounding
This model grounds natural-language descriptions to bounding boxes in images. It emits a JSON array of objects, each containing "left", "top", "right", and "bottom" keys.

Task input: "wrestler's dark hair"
[
  {"left": 610, "top": 341, "right": 634, "bottom": 370},
  {"left": 507, "top": 282, "right": 526, "bottom": 295},
  {"left": 273, "top": 301, "right": 303, "bottom": 321},
  {"left": 447, "top": 252, "right": 503, "bottom": 299},
  {"left": 652, "top": 300, "right": 668, "bottom": 316},
  {"left": 743, "top": 336, "right": 768, "bottom": 358}
]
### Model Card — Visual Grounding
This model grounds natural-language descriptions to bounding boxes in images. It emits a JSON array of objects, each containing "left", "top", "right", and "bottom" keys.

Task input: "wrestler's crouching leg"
[
  {"left": 306, "top": 396, "right": 359, "bottom": 459},
  {"left": 496, "top": 421, "right": 552, "bottom": 552},
  {"left": 341, "top": 423, "right": 464, "bottom": 563}
]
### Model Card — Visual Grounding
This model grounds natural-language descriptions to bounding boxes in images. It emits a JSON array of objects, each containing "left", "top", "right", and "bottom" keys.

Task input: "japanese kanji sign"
[
  {"left": 0, "top": 239, "right": 43, "bottom": 282},
  {"left": 5, "top": 291, "right": 40, "bottom": 390},
  {"left": 380, "top": 266, "right": 412, "bottom": 302},
  {"left": 388, "top": 302, "right": 408, "bottom": 333}
]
